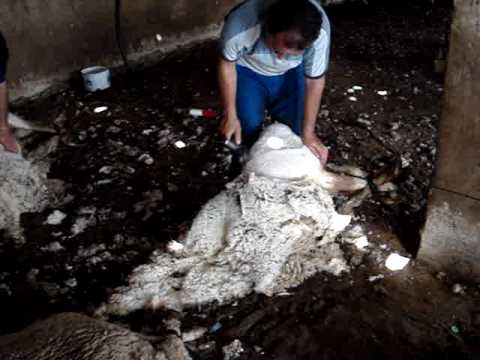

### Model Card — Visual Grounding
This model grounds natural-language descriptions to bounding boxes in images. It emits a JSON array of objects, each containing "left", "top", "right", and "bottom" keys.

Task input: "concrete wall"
[
  {"left": 419, "top": 0, "right": 480, "bottom": 279},
  {"left": 0, "top": 0, "right": 239, "bottom": 100}
]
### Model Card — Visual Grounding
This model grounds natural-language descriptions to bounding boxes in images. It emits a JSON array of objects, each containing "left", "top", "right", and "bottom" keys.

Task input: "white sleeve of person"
[
  {"left": 303, "top": 27, "right": 331, "bottom": 79},
  {"left": 220, "top": 23, "right": 262, "bottom": 62}
]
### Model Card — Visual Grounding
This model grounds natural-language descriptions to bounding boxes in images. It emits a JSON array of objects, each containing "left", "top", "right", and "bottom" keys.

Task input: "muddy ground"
[{"left": 2, "top": 1, "right": 480, "bottom": 359}]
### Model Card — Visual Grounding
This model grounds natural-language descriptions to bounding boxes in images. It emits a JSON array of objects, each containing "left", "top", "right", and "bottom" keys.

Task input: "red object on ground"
[
  {"left": 189, "top": 108, "right": 218, "bottom": 119},
  {"left": 202, "top": 109, "right": 218, "bottom": 118}
]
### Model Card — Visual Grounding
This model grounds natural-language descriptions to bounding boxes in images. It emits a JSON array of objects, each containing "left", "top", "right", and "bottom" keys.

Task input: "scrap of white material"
[
  {"left": 93, "top": 106, "right": 108, "bottom": 113},
  {"left": 144, "top": 157, "right": 154, "bottom": 166},
  {"left": 138, "top": 154, "right": 154, "bottom": 165},
  {"left": 353, "top": 235, "right": 369, "bottom": 250},
  {"left": 155, "top": 34, "right": 163, "bottom": 42},
  {"left": 167, "top": 240, "right": 185, "bottom": 254},
  {"left": 65, "top": 278, "right": 77, "bottom": 287},
  {"left": 348, "top": 86, "right": 363, "bottom": 93},
  {"left": 44, "top": 241, "right": 64, "bottom": 252},
  {"left": 401, "top": 156, "right": 411, "bottom": 168},
  {"left": 45, "top": 210, "right": 67, "bottom": 225},
  {"left": 182, "top": 327, "right": 207, "bottom": 343},
  {"left": 223, "top": 339, "right": 244, "bottom": 360},
  {"left": 377, "top": 182, "right": 397, "bottom": 192},
  {"left": 78, "top": 206, "right": 97, "bottom": 216},
  {"left": 189, "top": 109, "right": 203, "bottom": 117},
  {"left": 341, "top": 225, "right": 369, "bottom": 250},
  {"left": 174, "top": 140, "right": 187, "bottom": 149},
  {"left": 329, "top": 214, "right": 352, "bottom": 232},
  {"left": 348, "top": 96, "right": 358, "bottom": 102},
  {"left": 96, "top": 179, "right": 113, "bottom": 186},
  {"left": 99, "top": 124, "right": 352, "bottom": 316},
  {"left": 377, "top": 90, "right": 388, "bottom": 96},
  {"left": 71, "top": 218, "right": 91, "bottom": 236},
  {"left": 385, "top": 253, "right": 410, "bottom": 271},
  {"left": 357, "top": 118, "right": 372, "bottom": 126},
  {"left": 345, "top": 224, "right": 365, "bottom": 238},
  {"left": 452, "top": 283, "right": 465, "bottom": 295},
  {"left": 99, "top": 166, "right": 113, "bottom": 175},
  {"left": 71, "top": 209, "right": 97, "bottom": 236},
  {"left": 368, "top": 274, "right": 385, "bottom": 282}
]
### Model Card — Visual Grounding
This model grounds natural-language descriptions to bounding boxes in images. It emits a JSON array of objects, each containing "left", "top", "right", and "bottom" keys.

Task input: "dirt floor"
[{"left": 2, "top": 0, "right": 480, "bottom": 359}]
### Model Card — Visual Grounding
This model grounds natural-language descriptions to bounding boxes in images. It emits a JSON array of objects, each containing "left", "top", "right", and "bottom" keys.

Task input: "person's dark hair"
[{"left": 263, "top": 0, "right": 323, "bottom": 50}]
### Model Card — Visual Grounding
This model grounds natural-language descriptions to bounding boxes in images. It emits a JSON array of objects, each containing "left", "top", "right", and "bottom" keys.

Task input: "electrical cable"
[{"left": 114, "top": 0, "right": 130, "bottom": 71}]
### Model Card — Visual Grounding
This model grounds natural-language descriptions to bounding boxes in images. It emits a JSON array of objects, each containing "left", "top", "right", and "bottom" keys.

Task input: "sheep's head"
[{"left": 245, "top": 123, "right": 367, "bottom": 192}]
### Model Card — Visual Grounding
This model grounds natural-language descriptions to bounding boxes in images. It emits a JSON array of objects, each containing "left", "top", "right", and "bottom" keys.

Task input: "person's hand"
[
  {"left": 303, "top": 131, "right": 329, "bottom": 165},
  {"left": 0, "top": 126, "right": 19, "bottom": 153},
  {"left": 220, "top": 113, "right": 242, "bottom": 145}
]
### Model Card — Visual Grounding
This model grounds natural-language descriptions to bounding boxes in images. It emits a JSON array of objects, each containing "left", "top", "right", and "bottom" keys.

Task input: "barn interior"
[{"left": 0, "top": 0, "right": 479, "bottom": 359}]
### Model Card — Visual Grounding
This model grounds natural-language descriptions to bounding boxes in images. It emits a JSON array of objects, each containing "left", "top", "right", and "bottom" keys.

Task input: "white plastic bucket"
[{"left": 80, "top": 66, "right": 111, "bottom": 92}]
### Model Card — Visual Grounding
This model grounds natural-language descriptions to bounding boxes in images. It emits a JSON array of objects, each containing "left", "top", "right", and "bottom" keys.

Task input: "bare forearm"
[
  {"left": 303, "top": 76, "right": 326, "bottom": 137},
  {"left": 0, "top": 81, "right": 18, "bottom": 152},
  {"left": 0, "top": 82, "right": 8, "bottom": 129},
  {"left": 218, "top": 59, "right": 238, "bottom": 116},
  {"left": 218, "top": 58, "right": 242, "bottom": 143}
]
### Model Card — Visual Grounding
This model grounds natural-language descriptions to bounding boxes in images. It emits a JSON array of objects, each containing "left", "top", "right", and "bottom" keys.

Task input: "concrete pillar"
[{"left": 419, "top": 0, "right": 480, "bottom": 278}]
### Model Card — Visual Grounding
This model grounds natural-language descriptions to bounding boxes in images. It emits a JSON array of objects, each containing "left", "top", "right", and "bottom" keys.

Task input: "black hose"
[{"left": 114, "top": 0, "right": 130, "bottom": 71}]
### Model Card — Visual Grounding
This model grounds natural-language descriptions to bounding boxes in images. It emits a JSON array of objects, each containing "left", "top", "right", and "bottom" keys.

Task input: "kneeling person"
[{"left": 218, "top": 0, "right": 330, "bottom": 164}]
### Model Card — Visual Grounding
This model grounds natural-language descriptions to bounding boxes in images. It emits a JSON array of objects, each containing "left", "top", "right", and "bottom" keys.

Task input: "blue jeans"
[{"left": 236, "top": 64, "right": 305, "bottom": 147}]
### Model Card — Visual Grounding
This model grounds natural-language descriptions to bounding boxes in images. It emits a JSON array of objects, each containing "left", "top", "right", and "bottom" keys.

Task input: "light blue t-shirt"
[{"left": 220, "top": 0, "right": 331, "bottom": 78}]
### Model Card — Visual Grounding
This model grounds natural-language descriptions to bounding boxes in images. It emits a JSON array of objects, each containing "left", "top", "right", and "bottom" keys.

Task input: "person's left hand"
[
  {"left": 0, "top": 126, "right": 19, "bottom": 153},
  {"left": 303, "top": 131, "right": 329, "bottom": 165}
]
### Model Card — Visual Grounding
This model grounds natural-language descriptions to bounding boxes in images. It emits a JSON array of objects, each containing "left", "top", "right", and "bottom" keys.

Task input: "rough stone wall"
[
  {"left": 0, "top": 0, "right": 370, "bottom": 100},
  {"left": 419, "top": 0, "right": 480, "bottom": 278},
  {"left": 0, "top": 0, "right": 240, "bottom": 99}
]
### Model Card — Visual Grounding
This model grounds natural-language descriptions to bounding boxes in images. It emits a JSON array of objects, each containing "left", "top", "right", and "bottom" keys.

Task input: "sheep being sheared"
[{"left": 99, "top": 123, "right": 366, "bottom": 316}]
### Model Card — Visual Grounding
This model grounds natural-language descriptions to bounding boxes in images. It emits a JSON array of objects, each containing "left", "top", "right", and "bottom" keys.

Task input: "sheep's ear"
[{"left": 314, "top": 171, "right": 367, "bottom": 193}]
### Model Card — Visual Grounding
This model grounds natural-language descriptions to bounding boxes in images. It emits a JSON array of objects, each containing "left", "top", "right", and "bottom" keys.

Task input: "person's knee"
[
  {"left": 290, "top": 120, "right": 302, "bottom": 136},
  {"left": 272, "top": 116, "right": 301, "bottom": 137},
  {"left": 236, "top": 97, "right": 265, "bottom": 146},
  {"left": 240, "top": 118, "right": 263, "bottom": 147}
]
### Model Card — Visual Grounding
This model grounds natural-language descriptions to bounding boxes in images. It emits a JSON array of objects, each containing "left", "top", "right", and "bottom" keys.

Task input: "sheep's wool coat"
[
  {"left": 102, "top": 124, "right": 352, "bottom": 315},
  {"left": 0, "top": 151, "right": 47, "bottom": 239}
]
